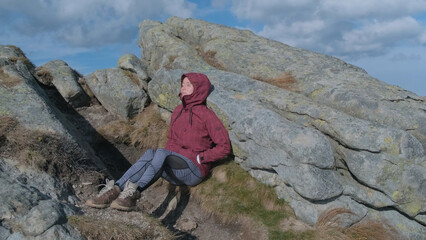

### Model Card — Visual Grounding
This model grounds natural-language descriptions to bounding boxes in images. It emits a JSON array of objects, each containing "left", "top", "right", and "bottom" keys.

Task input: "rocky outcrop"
[
  {"left": 118, "top": 54, "right": 149, "bottom": 90},
  {"left": 164, "top": 17, "right": 426, "bottom": 150},
  {"left": 0, "top": 46, "right": 108, "bottom": 173},
  {"left": 1, "top": 15, "right": 425, "bottom": 239},
  {"left": 0, "top": 45, "right": 110, "bottom": 239},
  {"left": 85, "top": 68, "right": 149, "bottom": 119},
  {"left": 140, "top": 17, "right": 426, "bottom": 239},
  {"left": 35, "top": 60, "right": 90, "bottom": 108},
  {"left": 0, "top": 157, "right": 84, "bottom": 240}
]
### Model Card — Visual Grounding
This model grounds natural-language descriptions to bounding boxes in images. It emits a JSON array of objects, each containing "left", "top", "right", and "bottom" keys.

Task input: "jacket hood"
[{"left": 180, "top": 73, "right": 212, "bottom": 107}]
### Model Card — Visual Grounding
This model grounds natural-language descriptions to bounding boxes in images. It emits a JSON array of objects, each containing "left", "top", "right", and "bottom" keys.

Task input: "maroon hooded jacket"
[{"left": 165, "top": 73, "right": 231, "bottom": 178}]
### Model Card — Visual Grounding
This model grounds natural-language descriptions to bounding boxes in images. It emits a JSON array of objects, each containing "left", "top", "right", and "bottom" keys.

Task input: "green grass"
[
  {"left": 191, "top": 161, "right": 400, "bottom": 240},
  {"left": 191, "top": 160, "right": 401, "bottom": 240},
  {"left": 191, "top": 161, "right": 316, "bottom": 240}
]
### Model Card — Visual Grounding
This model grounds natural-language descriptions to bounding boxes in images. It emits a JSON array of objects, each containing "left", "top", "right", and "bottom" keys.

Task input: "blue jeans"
[{"left": 116, "top": 148, "right": 203, "bottom": 191}]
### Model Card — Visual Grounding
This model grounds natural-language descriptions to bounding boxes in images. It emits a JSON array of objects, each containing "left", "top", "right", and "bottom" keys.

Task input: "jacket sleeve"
[{"left": 199, "top": 109, "right": 231, "bottom": 163}]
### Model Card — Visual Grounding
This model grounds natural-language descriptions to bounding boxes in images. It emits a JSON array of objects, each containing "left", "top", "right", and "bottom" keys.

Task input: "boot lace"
[
  {"left": 119, "top": 183, "right": 136, "bottom": 199},
  {"left": 96, "top": 179, "right": 114, "bottom": 196}
]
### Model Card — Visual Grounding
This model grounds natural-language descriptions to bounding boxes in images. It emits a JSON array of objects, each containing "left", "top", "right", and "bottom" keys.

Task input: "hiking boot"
[
  {"left": 110, "top": 181, "right": 141, "bottom": 211},
  {"left": 85, "top": 179, "right": 121, "bottom": 208}
]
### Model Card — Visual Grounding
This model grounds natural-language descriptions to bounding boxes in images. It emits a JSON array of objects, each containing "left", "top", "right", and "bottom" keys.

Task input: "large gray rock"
[
  {"left": 149, "top": 69, "right": 343, "bottom": 202},
  {"left": 0, "top": 45, "right": 107, "bottom": 173},
  {"left": 0, "top": 44, "right": 111, "bottom": 238},
  {"left": 85, "top": 68, "right": 148, "bottom": 119},
  {"left": 0, "top": 158, "right": 84, "bottom": 240},
  {"left": 18, "top": 200, "right": 64, "bottom": 236},
  {"left": 162, "top": 17, "right": 426, "bottom": 150},
  {"left": 118, "top": 54, "right": 149, "bottom": 90},
  {"left": 1, "top": 49, "right": 73, "bottom": 134},
  {"left": 35, "top": 60, "right": 90, "bottom": 108},
  {"left": 138, "top": 20, "right": 213, "bottom": 77},
  {"left": 140, "top": 17, "right": 426, "bottom": 150},
  {"left": 140, "top": 17, "right": 426, "bottom": 239},
  {"left": 0, "top": 226, "right": 10, "bottom": 239},
  {"left": 147, "top": 68, "right": 426, "bottom": 238}
]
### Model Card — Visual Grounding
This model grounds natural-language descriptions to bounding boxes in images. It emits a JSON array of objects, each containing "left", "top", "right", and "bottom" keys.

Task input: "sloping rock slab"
[{"left": 147, "top": 68, "right": 426, "bottom": 239}]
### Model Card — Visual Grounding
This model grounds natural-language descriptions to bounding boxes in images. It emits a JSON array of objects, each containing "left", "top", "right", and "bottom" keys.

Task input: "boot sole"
[
  {"left": 110, "top": 201, "right": 136, "bottom": 211},
  {"left": 85, "top": 200, "right": 110, "bottom": 209}
]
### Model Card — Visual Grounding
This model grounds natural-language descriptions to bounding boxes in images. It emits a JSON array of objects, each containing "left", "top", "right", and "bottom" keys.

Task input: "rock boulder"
[
  {"left": 85, "top": 68, "right": 148, "bottom": 119},
  {"left": 118, "top": 53, "right": 149, "bottom": 90},
  {"left": 35, "top": 60, "right": 90, "bottom": 108},
  {"left": 140, "top": 17, "right": 426, "bottom": 240},
  {"left": 0, "top": 45, "right": 109, "bottom": 239}
]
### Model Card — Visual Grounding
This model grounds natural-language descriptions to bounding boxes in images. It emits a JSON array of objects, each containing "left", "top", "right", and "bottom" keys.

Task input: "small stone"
[{"left": 174, "top": 218, "right": 197, "bottom": 232}]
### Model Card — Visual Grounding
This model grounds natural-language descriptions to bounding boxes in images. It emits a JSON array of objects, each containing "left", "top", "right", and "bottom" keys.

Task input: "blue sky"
[{"left": 1, "top": 0, "right": 425, "bottom": 96}]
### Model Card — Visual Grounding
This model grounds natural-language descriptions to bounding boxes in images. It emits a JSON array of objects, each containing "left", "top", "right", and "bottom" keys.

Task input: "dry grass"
[
  {"left": 190, "top": 161, "right": 314, "bottom": 240},
  {"left": 130, "top": 104, "right": 168, "bottom": 149},
  {"left": 0, "top": 103, "right": 167, "bottom": 184},
  {"left": 344, "top": 221, "right": 400, "bottom": 240},
  {"left": 7, "top": 55, "right": 35, "bottom": 71},
  {"left": 315, "top": 208, "right": 354, "bottom": 228},
  {"left": 189, "top": 161, "right": 402, "bottom": 240},
  {"left": 169, "top": 55, "right": 178, "bottom": 63},
  {"left": 34, "top": 67, "right": 53, "bottom": 85},
  {"left": 6, "top": 45, "right": 26, "bottom": 56},
  {"left": 0, "top": 67, "right": 23, "bottom": 88},
  {"left": 164, "top": 55, "right": 178, "bottom": 70},
  {"left": 253, "top": 71, "right": 297, "bottom": 91},
  {"left": 98, "top": 119, "right": 134, "bottom": 145},
  {"left": 98, "top": 104, "right": 169, "bottom": 149},
  {"left": 0, "top": 116, "right": 91, "bottom": 181},
  {"left": 122, "top": 69, "right": 140, "bottom": 87},
  {"left": 68, "top": 215, "right": 174, "bottom": 240},
  {"left": 199, "top": 49, "right": 228, "bottom": 71},
  {"left": 271, "top": 72, "right": 297, "bottom": 90},
  {"left": 0, "top": 116, "right": 18, "bottom": 139},
  {"left": 314, "top": 208, "right": 401, "bottom": 240},
  {"left": 77, "top": 77, "right": 96, "bottom": 99},
  {"left": 2, "top": 45, "right": 35, "bottom": 70}
]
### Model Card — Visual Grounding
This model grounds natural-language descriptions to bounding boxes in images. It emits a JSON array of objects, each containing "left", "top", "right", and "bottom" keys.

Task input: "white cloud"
[
  {"left": 349, "top": 45, "right": 426, "bottom": 96},
  {"left": 231, "top": 0, "right": 316, "bottom": 23},
  {"left": 0, "top": 0, "right": 196, "bottom": 72},
  {"left": 343, "top": 17, "right": 421, "bottom": 43},
  {"left": 211, "top": 0, "right": 228, "bottom": 9},
  {"left": 389, "top": 52, "right": 421, "bottom": 61},
  {"left": 338, "top": 17, "right": 422, "bottom": 57},
  {"left": 230, "top": 0, "right": 426, "bottom": 59},
  {"left": 259, "top": 20, "right": 326, "bottom": 47},
  {"left": 0, "top": 0, "right": 196, "bottom": 48},
  {"left": 320, "top": 0, "right": 426, "bottom": 18},
  {"left": 420, "top": 32, "right": 426, "bottom": 44}
]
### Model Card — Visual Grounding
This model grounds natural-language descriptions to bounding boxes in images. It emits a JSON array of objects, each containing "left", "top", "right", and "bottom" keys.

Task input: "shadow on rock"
[
  {"left": 152, "top": 185, "right": 196, "bottom": 240},
  {"left": 41, "top": 84, "right": 132, "bottom": 180}
]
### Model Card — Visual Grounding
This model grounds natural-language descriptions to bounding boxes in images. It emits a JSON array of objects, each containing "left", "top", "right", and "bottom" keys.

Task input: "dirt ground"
[{"left": 76, "top": 180, "right": 254, "bottom": 240}]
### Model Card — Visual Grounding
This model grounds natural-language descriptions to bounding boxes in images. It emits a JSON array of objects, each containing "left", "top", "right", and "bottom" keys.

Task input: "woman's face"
[{"left": 181, "top": 77, "right": 194, "bottom": 96}]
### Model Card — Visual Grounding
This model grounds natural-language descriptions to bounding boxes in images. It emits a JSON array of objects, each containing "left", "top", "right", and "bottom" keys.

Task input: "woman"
[{"left": 86, "top": 72, "right": 231, "bottom": 211}]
